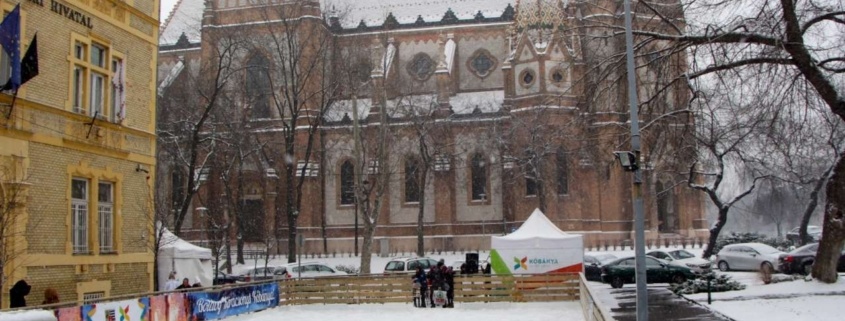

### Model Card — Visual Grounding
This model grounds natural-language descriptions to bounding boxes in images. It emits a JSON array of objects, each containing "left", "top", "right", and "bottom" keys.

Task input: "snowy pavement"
[
  {"left": 587, "top": 281, "right": 728, "bottom": 321},
  {"left": 228, "top": 301, "right": 585, "bottom": 321}
]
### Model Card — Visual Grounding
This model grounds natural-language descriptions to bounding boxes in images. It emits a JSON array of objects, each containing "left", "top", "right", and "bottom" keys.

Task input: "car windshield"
[
  {"left": 670, "top": 250, "right": 696, "bottom": 259},
  {"left": 385, "top": 261, "right": 404, "bottom": 271}
]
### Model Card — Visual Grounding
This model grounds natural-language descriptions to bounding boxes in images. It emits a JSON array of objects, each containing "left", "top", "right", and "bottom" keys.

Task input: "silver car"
[
  {"left": 647, "top": 249, "right": 711, "bottom": 273},
  {"left": 716, "top": 243, "right": 785, "bottom": 272}
]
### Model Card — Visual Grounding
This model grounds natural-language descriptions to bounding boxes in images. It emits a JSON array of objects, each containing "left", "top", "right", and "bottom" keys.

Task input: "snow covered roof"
[
  {"left": 498, "top": 208, "right": 579, "bottom": 240},
  {"left": 324, "top": 0, "right": 516, "bottom": 29},
  {"left": 160, "top": 0, "right": 204, "bottom": 46},
  {"left": 325, "top": 90, "right": 503, "bottom": 123}
]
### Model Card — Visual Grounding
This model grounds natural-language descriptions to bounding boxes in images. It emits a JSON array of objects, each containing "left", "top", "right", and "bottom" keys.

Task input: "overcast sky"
[{"left": 161, "top": 0, "right": 179, "bottom": 23}]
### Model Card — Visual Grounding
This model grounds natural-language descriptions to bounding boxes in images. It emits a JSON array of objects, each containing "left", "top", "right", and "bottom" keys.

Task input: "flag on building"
[
  {"left": 112, "top": 60, "right": 126, "bottom": 121},
  {"left": 0, "top": 4, "right": 20, "bottom": 91},
  {"left": 20, "top": 33, "right": 38, "bottom": 85}
]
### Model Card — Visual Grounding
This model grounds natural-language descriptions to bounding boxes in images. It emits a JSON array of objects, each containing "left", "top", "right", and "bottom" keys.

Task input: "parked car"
[
  {"left": 786, "top": 226, "right": 822, "bottom": 244},
  {"left": 238, "top": 266, "right": 287, "bottom": 282},
  {"left": 384, "top": 257, "right": 439, "bottom": 274},
  {"left": 779, "top": 243, "right": 845, "bottom": 275},
  {"left": 212, "top": 271, "right": 239, "bottom": 285},
  {"left": 283, "top": 262, "right": 348, "bottom": 279},
  {"left": 584, "top": 253, "right": 617, "bottom": 282},
  {"left": 646, "top": 249, "right": 711, "bottom": 273},
  {"left": 715, "top": 243, "right": 785, "bottom": 272},
  {"left": 600, "top": 256, "right": 696, "bottom": 288}
]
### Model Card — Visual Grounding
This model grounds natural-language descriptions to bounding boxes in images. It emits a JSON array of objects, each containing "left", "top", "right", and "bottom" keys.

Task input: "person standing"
[
  {"left": 444, "top": 267, "right": 455, "bottom": 308},
  {"left": 412, "top": 266, "right": 428, "bottom": 308},
  {"left": 175, "top": 278, "right": 192, "bottom": 290},
  {"left": 9, "top": 279, "right": 31, "bottom": 308},
  {"left": 42, "top": 288, "right": 59, "bottom": 305},
  {"left": 164, "top": 272, "right": 181, "bottom": 291}
]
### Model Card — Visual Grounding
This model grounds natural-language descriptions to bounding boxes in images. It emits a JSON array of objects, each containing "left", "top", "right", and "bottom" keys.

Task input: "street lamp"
[{"left": 613, "top": 151, "right": 639, "bottom": 172}]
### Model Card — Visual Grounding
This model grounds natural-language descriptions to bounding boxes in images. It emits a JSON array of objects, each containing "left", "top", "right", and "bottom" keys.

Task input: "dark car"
[
  {"left": 601, "top": 256, "right": 696, "bottom": 289},
  {"left": 786, "top": 226, "right": 822, "bottom": 244},
  {"left": 779, "top": 243, "right": 845, "bottom": 275},
  {"left": 584, "top": 254, "right": 617, "bottom": 282},
  {"left": 213, "top": 271, "right": 238, "bottom": 285}
]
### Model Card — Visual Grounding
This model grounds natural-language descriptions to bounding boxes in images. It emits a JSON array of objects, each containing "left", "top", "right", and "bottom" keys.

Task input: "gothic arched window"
[
  {"left": 246, "top": 54, "right": 272, "bottom": 119},
  {"left": 340, "top": 160, "right": 355, "bottom": 205},
  {"left": 471, "top": 153, "right": 488, "bottom": 201},
  {"left": 556, "top": 148, "right": 569, "bottom": 195},
  {"left": 405, "top": 158, "right": 420, "bottom": 203}
]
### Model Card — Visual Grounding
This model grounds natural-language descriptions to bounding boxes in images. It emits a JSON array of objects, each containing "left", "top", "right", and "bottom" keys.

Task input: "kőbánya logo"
[{"left": 513, "top": 257, "right": 560, "bottom": 270}]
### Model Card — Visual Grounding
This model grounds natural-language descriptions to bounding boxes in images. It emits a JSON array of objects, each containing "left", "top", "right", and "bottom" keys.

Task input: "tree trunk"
[
  {"left": 703, "top": 208, "right": 729, "bottom": 258},
  {"left": 800, "top": 165, "right": 832, "bottom": 245},
  {"left": 416, "top": 168, "right": 428, "bottom": 257},
  {"left": 537, "top": 181, "right": 547, "bottom": 213},
  {"left": 236, "top": 235, "right": 245, "bottom": 264},
  {"left": 812, "top": 156, "right": 845, "bottom": 283}
]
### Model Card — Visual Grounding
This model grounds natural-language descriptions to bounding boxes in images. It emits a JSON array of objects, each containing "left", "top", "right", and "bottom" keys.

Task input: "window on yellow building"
[
  {"left": 98, "top": 182, "right": 114, "bottom": 253},
  {"left": 71, "top": 178, "right": 89, "bottom": 254},
  {"left": 70, "top": 37, "right": 124, "bottom": 122}
]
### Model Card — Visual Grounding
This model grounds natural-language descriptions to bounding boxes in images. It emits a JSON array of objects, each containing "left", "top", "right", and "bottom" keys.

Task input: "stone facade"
[
  {"left": 157, "top": 0, "right": 706, "bottom": 255},
  {"left": 0, "top": 0, "right": 158, "bottom": 307}
]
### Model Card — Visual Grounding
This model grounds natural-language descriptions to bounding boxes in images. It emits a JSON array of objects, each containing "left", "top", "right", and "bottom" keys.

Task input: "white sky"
[{"left": 161, "top": 0, "right": 179, "bottom": 23}]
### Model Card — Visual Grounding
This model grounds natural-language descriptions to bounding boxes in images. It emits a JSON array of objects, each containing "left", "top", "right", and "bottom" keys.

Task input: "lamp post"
[{"left": 619, "top": 0, "right": 648, "bottom": 319}]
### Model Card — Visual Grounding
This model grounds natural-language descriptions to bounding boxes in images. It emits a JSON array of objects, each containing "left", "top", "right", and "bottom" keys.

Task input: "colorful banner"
[
  {"left": 149, "top": 295, "right": 167, "bottom": 321},
  {"left": 81, "top": 298, "right": 149, "bottom": 321},
  {"left": 57, "top": 307, "right": 81, "bottom": 321},
  {"left": 490, "top": 248, "right": 583, "bottom": 275},
  {"left": 166, "top": 294, "right": 189, "bottom": 321},
  {"left": 187, "top": 283, "right": 278, "bottom": 320}
]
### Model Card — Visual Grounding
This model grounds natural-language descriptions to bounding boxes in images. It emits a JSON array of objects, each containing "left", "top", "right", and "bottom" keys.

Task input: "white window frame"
[
  {"left": 98, "top": 182, "right": 114, "bottom": 253},
  {"left": 89, "top": 71, "right": 105, "bottom": 117},
  {"left": 72, "top": 178, "right": 89, "bottom": 254}
]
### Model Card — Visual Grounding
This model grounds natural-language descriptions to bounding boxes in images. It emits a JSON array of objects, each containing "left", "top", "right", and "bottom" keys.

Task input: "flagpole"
[{"left": 5, "top": 88, "right": 18, "bottom": 119}]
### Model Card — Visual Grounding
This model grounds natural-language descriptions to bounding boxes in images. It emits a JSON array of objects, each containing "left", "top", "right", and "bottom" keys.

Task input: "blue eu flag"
[{"left": 0, "top": 4, "right": 20, "bottom": 91}]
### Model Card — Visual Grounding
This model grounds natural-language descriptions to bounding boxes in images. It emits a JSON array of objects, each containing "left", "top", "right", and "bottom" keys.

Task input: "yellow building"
[{"left": 0, "top": 0, "right": 158, "bottom": 307}]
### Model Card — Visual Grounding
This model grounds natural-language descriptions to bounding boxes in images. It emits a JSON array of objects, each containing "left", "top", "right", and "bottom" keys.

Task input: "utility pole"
[{"left": 623, "top": 0, "right": 649, "bottom": 320}]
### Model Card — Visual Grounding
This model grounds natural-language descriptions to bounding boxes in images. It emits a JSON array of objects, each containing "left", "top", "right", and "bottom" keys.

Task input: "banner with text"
[{"left": 188, "top": 283, "right": 279, "bottom": 320}]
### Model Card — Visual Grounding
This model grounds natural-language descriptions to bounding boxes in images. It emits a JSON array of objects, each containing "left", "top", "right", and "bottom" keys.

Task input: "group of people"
[
  {"left": 164, "top": 272, "right": 203, "bottom": 291},
  {"left": 412, "top": 259, "right": 455, "bottom": 308},
  {"left": 9, "top": 279, "right": 60, "bottom": 308}
]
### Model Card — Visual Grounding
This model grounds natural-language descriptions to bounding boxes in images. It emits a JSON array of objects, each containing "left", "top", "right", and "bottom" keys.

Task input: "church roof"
[
  {"left": 160, "top": 0, "right": 516, "bottom": 45},
  {"left": 324, "top": 0, "right": 515, "bottom": 29},
  {"left": 160, "top": 0, "right": 204, "bottom": 46}
]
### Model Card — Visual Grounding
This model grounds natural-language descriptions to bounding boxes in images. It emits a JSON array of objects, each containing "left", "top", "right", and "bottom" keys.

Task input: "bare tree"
[
  {"left": 157, "top": 33, "right": 246, "bottom": 235},
  {"left": 248, "top": 5, "right": 341, "bottom": 262},
  {"left": 0, "top": 161, "right": 31, "bottom": 304},
  {"left": 575, "top": 0, "right": 845, "bottom": 280}
]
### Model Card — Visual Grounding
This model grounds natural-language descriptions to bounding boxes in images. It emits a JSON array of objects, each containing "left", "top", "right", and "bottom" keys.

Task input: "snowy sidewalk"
[{"left": 586, "top": 281, "right": 730, "bottom": 321}]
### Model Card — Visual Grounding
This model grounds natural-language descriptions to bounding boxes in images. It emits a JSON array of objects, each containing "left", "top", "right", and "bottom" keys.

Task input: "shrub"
[
  {"left": 670, "top": 272, "right": 746, "bottom": 295},
  {"left": 335, "top": 264, "right": 360, "bottom": 275},
  {"left": 713, "top": 232, "right": 792, "bottom": 254}
]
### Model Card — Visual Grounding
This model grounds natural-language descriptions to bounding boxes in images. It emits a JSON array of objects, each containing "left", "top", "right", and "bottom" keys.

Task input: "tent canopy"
[
  {"left": 492, "top": 208, "right": 581, "bottom": 249},
  {"left": 158, "top": 227, "right": 212, "bottom": 259}
]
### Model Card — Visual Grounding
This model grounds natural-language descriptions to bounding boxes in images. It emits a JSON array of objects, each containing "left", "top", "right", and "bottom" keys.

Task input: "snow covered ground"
[{"left": 230, "top": 301, "right": 584, "bottom": 321}]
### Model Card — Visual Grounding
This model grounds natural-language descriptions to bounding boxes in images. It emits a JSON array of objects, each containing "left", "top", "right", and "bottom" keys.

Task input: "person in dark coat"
[
  {"left": 444, "top": 267, "right": 456, "bottom": 308},
  {"left": 175, "top": 278, "right": 192, "bottom": 290},
  {"left": 9, "top": 279, "right": 31, "bottom": 308},
  {"left": 412, "top": 266, "right": 428, "bottom": 307}
]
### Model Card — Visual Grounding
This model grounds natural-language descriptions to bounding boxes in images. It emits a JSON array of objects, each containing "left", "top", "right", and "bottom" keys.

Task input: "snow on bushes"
[{"left": 670, "top": 272, "right": 746, "bottom": 295}]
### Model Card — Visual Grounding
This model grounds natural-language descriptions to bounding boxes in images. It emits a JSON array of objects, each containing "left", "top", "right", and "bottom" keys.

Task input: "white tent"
[
  {"left": 490, "top": 208, "right": 583, "bottom": 274},
  {"left": 157, "top": 227, "right": 213, "bottom": 291}
]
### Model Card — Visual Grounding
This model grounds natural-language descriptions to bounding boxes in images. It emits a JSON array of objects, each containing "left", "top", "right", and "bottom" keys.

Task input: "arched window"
[
  {"left": 471, "top": 153, "right": 487, "bottom": 201},
  {"left": 246, "top": 54, "right": 272, "bottom": 119},
  {"left": 405, "top": 158, "right": 420, "bottom": 203},
  {"left": 556, "top": 148, "right": 569, "bottom": 195},
  {"left": 340, "top": 160, "right": 355, "bottom": 205}
]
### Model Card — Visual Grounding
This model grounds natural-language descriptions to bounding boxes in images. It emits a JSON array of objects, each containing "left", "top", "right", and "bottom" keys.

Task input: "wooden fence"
[{"left": 279, "top": 273, "right": 580, "bottom": 305}]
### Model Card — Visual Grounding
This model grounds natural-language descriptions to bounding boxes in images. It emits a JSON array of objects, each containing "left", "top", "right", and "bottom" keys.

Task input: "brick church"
[{"left": 157, "top": 0, "right": 707, "bottom": 254}]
